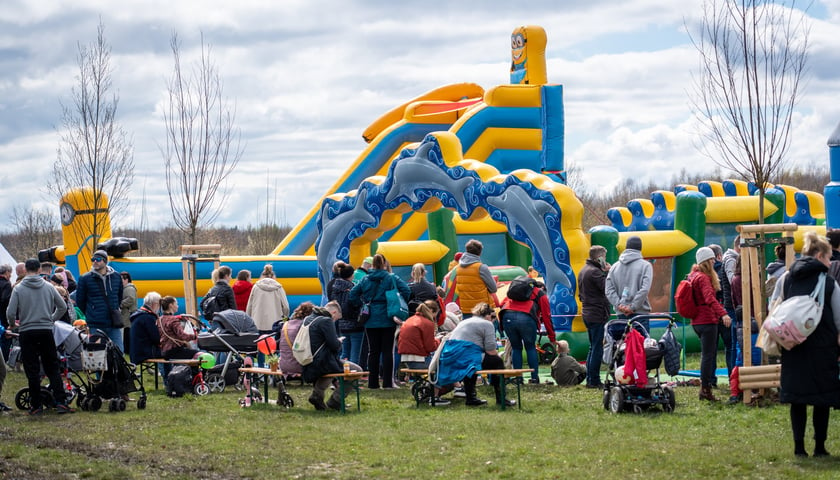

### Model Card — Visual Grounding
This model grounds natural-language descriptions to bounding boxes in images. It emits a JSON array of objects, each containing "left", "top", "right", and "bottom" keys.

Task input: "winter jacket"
[
  {"left": 349, "top": 269, "right": 410, "bottom": 329},
  {"left": 408, "top": 279, "right": 438, "bottom": 313},
  {"left": 205, "top": 280, "right": 236, "bottom": 313},
  {"left": 76, "top": 266, "right": 123, "bottom": 329},
  {"left": 158, "top": 314, "right": 197, "bottom": 355},
  {"left": 302, "top": 314, "right": 343, "bottom": 383},
  {"left": 499, "top": 288, "right": 555, "bottom": 340},
  {"left": 246, "top": 278, "right": 290, "bottom": 331},
  {"left": 0, "top": 276, "right": 12, "bottom": 328},
  {"left": 6, "top": 275, "right": 67, "bottom": 333},
  {"left": 720, "top": 249, "right": 739, "bottom": 311},
  {"left": 129, "top": 307, "right": 161, "bottom": 364},
  {"left": 454, "top": 252, "right": 496, "bottom": 312},
  {"left": 120, "top": 283, "right": 138, "bottom": 328},
  {"left": 578, "top": 259, "right": 610, "bottom": 324},
  {"left": 277, "top": 318, "right": 304, "bottom": 376},
  {"left": 688, "top": 268, "right": 727, "bottom": 326},
  {"left": 232, "top": 280, "right": 253, "bottom": 311},
  {"left": 397, "top": 314, "right": 439, "bottom": 357},
  {"left": 550, "top": 353, "right": 586, "bottom": 386},
  {"left": 605, "top": 249, "right": 652, "bottom": 314},
  {"left": 328, "top": 277, "right": 363, "bottom": 333},
  {"left": 777, "top": 257, "right": 840, "bottom": 407}
]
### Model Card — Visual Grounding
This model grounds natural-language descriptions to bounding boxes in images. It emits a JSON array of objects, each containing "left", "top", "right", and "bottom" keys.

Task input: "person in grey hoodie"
[
  {"left": 5, "top": 258, "right": 71, "bottom": 415},
  {"left": 605, "top": 236, "right": 653, "bottom": 332}
]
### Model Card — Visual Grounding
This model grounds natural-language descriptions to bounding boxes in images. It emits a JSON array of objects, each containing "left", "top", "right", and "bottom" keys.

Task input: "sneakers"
[
  {"left": 453, "top": 387, "right": 467, "bottom": 398},
  {"left": 308, "top": 394, "right": 327, "bottom": 411},
  {"left": 56, "top": 403, "right": 76, "bottom": 414},
  {"left": 528, "top": 378, "right": 540, "bottom": 385},
  {"left": 429, "top": 397, "right": 451, "bottom": 406},
  {"left": 465, "top": 397, "right": 487, "bottom": 407},
  {"left": 0, "top": 401, "right": 12, "bottom": 412},
  {"left": 28, "top": 407, "right": 44, "bottom": 417},
  {"left": 498, "top": 399, "right": 517, "bottom": 407}
]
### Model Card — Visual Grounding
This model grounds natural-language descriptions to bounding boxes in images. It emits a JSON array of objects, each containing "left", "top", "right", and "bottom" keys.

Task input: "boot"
[
  {"left": 463, "top": 376, "right": 486, "bottom": 407},
  {"left": 698, "top": 386, "right": 718, "bottom": 402},
  {"left": 814, "top": 439, "right": 830, "bottom": 457},
  {"left": 308, "top": 393, "right": 327, "bottom": 411},
  {"left": 794, "top": 439, "right": 808, "bottom": 457}
]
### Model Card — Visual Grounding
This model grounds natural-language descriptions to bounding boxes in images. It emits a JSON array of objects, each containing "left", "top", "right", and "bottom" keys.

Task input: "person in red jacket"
[
  {"left": 690, "top": 247, "right": 732, "bottom": 401},
  {"left": 499, "top": 279, "right": 556, "bottom": 384},
  {"left": 398, "top": 301, "right": 450, "bottom": 406},
  {"left": 232, "top": 270, "right": 253, "bottom": 311}
]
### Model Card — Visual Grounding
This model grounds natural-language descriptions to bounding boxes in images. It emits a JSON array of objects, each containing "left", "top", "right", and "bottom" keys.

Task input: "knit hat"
[
  {"left": 695, "top": 246, "right": 715, "bottom": 265},
  {"left": 362, "top": 257, "right": 373, "bottom": 266},
  {"left": 445, "top": 302, "right": 461, "bottom": 314},
  {"left": 625, "top": 236, "right": 642, "bottom": 251},
  {"left": 92, "top": 250, "right": 109, "bottom": 262}
]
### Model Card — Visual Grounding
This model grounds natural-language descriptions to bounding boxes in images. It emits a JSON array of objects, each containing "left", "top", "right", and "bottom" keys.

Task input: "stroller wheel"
[
  {"left": 40, "top": 387, "right": 55, "bottom": 408},
  {"left": 280, "top": 393, "right": 294, "bottom": 408},
  {"left": 632, "top": 404, "right": 643, "bottom": 414},
  {"left": 80, "top": 397, "right": 90, "bottom": 411},
  {"left": 662, "top": 386, "right": 676, "bottom": 413},
  {"left": 608, "top": 387, "right": 625, "bottom": 414},
  {"left": 76, "top": 391, "right": 87, "bottom": 409},
  {"left": 206, "top": 373, "right": 226, "bottom": 393},
  {"left": 88, "top": 396, "right": 102, "bottom": 412},
  {"left": 137, "top": 396, "right": 147, "bottom": 410},
  {"left": 194, "top": 383, "right": 210, "bottom": 396},
  {"left": 602, "top": 389, "right": 610, "bottom": 411},
  {"left": 118, "top": 399, "right": 127, "bottom": 411},
  {"left": 14, "top": 388, "right": 32, "bottom": 410},
  {"left": 108, "top": 399, "right": 118, "bottom": 412}
]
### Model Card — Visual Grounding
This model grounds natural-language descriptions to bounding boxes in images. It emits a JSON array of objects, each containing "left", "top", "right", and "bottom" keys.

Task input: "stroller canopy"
[{"left": 212, "top": 309, "right": 258, "bottom": 335}]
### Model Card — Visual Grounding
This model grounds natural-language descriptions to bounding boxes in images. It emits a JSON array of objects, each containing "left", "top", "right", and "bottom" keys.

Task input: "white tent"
[{"left": 0, "top": 242, "right": 17, "bottom": 283}]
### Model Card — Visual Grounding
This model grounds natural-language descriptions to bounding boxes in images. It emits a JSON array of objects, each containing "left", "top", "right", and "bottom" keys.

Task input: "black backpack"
[
  {"left": 166, "top": 365, "right": 193, "bottom": 397},
  {"left": 200, "top": 291, "right": 219, "bottom": 322},
  {"left": 507, "top": 275, "right": 537, "bottom": 301}
]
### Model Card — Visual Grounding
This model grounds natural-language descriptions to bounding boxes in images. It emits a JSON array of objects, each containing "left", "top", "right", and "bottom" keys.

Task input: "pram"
[
  {"left": 14, "top": 322, "right": 83, "bottom": 410},
  {"left": 602, "top": 314, "right": 676, "bottom": 414},
  {"left": 75, "top": 329, "right": 147, "bottom": 412},
  {"left": 196, "top": 310, "right": 259, "bottom": 392}
]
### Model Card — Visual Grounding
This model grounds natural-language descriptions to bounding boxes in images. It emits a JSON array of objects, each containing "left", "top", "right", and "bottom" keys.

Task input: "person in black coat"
[
  {"left": 303, "top": 305, "right": 346, "bottom": 411},
  {"left": 577, "top": 246, "right": 610, "bottom": 388},
  {"left": 771, "top": 231, "right": 840, "bottom": 457},
  {"left": 129, "top": 292, "right": 162, "bottom": 365}
]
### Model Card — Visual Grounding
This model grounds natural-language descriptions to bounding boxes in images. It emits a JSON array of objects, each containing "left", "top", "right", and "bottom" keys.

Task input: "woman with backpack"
[
  {"left": 770, "top": 231, "right": 840, "bottom": 457},
  {"left": 499, "top": 276, "right": 555, "bottom": 384},
  {"left": 688, "top": 247, "right": 731, "bottom": 402}
]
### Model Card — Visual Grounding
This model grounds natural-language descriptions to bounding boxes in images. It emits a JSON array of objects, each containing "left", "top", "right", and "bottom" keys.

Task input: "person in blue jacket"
[
  {"left": 75, "top": 250, "right": 124, "bottom": 351},
  {"left": 349, "top": 253, "right": 410, "bottom": 389}
]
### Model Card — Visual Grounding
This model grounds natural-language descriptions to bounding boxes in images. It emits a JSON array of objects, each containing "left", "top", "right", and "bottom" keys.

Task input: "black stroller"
[
  {"left": 602, "top": 314, "right": 676, "bottom": 414},
  {"left": 75, "top": 330, "right": 147, "bottom": 412},
  {"left": 196, "top": 310, "right": 260, "bottom": 393}
]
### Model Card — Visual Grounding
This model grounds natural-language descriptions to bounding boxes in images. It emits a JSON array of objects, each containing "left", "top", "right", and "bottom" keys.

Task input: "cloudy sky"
[{"left": 1, "top": 0, "right": 839, "bottom": 234}]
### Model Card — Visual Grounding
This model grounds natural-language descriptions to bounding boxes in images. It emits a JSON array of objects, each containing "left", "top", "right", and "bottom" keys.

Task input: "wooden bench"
[
  {"left": 738, "top": 364, "right": 781, "bottom": 404},
  {"left": 400, "top": 368, "right": 438, "bottom": 407},
  {"left": 140, "top": 358, "right": 200, "bottom": 390},
  {"left": 323, "top": 371, "right": 369, "bottom": 414},
  {"left": 401, "top": 367, "right": 533, "bottom": 410}
]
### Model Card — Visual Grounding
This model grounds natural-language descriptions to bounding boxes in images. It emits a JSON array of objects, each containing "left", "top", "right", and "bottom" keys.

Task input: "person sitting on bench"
[{"left": 434, "top": 302, "right": 515, "bottom": 407}]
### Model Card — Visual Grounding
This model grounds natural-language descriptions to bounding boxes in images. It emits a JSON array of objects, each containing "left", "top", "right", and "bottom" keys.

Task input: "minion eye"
[{"left": 511, "top": 34, "right": 525, "bottom": 49}]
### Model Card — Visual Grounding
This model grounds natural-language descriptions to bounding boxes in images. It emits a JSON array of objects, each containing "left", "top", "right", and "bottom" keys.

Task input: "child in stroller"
[{"left": 602, "top": 314, "right": 676, "bottom": 414}]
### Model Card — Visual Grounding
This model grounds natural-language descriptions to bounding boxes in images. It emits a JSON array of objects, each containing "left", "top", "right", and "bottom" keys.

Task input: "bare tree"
[
  {"left": 48, "top": 21, "right": 134, "bottom": 242},
  {"left": 4, "top": 206, "right": 61, "bottom": 260},
  {"left": 162, "top": 32, "right": 243, "bottom": 244},
  {"left": 689, "top": 0, "right": 810, "bottom": 222}
]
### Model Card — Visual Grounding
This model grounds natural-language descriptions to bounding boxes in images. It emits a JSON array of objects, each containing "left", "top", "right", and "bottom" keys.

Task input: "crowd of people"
[{"left": 5, "top": 230, "right": 840, "bottom": 459}]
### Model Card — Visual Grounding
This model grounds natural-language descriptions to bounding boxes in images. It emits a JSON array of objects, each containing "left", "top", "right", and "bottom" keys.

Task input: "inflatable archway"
[{"left": 315, "top": 131, "right": 587, "bottom": 328}]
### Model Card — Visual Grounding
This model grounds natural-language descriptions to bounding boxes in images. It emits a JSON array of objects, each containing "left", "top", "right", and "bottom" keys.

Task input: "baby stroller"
[
  {"left": 13, "top": 322, "right": 81, "bottom": 410},
  {"left": 75, "top": 330, "right": 147, "bottom": 412},
  {"left": 602, "top": 314, "right": 676, "bottom": 414}
]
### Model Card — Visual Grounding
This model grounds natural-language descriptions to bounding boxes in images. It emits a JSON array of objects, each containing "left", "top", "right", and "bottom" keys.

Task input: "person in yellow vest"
[{"left": 455, "top": 239, "right": 497, "bottom": 317}]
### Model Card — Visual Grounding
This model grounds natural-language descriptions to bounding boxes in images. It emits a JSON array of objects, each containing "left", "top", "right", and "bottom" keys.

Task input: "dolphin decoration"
[{"left": 384, "top": 141, "right": 474, "bottom": 211}]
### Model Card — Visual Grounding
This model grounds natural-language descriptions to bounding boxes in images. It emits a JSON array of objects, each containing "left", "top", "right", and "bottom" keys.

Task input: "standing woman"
[
  {"left": 689, "top": 247, "right": 731, "bottom": 402},
  {"left": 349, "top": 253, "right": 410, "bottom": 389},
  {"left": 232, "top": 270, "right": 254, "bottom": 311},
  {"left": 772, "top": 231, "right": 840, "bottom": 457},
  {"left": 246, "top": 265, "right": 290, "bottom": 333},
  {"left": 407, "top": 263, "right": 438, "bottom": 315},
  {"left": 120, "top": 272, "right": 138, "bottom": 356},
  {"left": 328, "top": 264, "right": 364, "bottom": 365}
]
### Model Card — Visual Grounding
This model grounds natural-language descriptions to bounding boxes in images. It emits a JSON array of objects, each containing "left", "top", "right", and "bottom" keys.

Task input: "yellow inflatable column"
[
  {"left": 60, "top": 187, "right": 112, "bottom": 275},
  {"left": 510, "top": 25, "right": 547, "bottom": 85}
]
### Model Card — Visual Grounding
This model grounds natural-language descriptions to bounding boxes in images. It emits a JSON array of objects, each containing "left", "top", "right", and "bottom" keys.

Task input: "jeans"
[
  {"left": 693, "top": 323, "right": 719, "bottom": 388},
  {"left": 341, "top": 331, "right": 364, "bottom": 365},
  {"left": 99, "top": 327, "right": 124, "bottom": 353},
  {"left": 20, "top": 329, "right": 66, "bottom": 409},
  {"left": 365, "top": 326, "right": 396, "bottom": 389},
  {"left": 584, "top": 320, "right": 605, "bottom": 386},
  {"left": 503, "top": 311, "right": 539, "bottom": 381},
  {"left": 721, "top": 307, "right": 736, "bottom": 374}
]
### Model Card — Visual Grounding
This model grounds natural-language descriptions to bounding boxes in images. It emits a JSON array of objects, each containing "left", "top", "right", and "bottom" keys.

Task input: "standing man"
[
  {"left": 578, "top": 246, "right": 611, "bottom": 388},
  {"left": 6, "top": 258, "right": 72, "bottom": 415},
  {"left": 120, "top": 272, "right": 138, "bottom": 356},
  {"left": 0, "top": 264, "right": 13, "bottom": 361},
  {"left": 605, "top": 236, "right": 653, "bottom": 332},
  {"left": 454, "top": 239, "right": 497, "bottom": 318},
  {"left": 76, "top": 250, "right": 124, "bottom": 351}
]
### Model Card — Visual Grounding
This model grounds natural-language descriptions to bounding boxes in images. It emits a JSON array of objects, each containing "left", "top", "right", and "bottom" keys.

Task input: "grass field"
[{"left": 1, "top": 355, "right": 838, "bottom": 480}]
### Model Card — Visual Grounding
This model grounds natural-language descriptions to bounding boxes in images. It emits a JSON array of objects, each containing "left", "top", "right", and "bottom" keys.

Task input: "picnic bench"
[
  {"left": 323, "top": 371, "right": 369, "bottom": 414},
  {"left": 139, "top": 358, "right": 200, "bottom": 390},
  {"left": 400, "top": 367, "right": 533, "bottom": 410}
]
